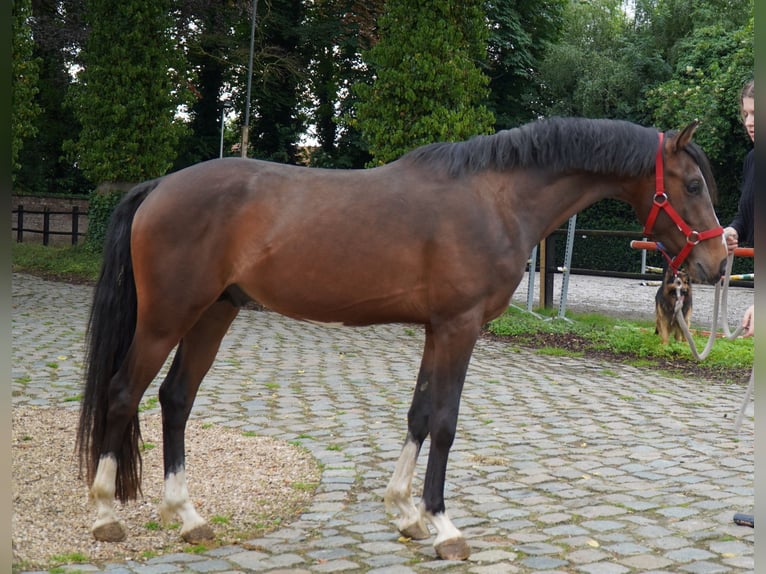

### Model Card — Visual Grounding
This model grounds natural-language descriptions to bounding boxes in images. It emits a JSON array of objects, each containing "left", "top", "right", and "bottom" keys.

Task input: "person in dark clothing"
[
  {"left": 727, "top": 80, "right": 754, "bottom": 530},
  {"left": 724, "top": 79, "right": 755, "bottom": 253},
  {"left": 723, "top": 79, "right": 754, "bottom": 338}
]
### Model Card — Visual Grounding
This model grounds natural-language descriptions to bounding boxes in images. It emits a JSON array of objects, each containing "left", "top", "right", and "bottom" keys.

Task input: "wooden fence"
[{"left": 12, "top": 205, "right": 88, "bottom": 246}]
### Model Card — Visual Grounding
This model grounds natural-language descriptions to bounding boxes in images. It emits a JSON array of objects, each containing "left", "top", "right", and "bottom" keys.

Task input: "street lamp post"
[
  {"left": 219, "top": 102, "right": 231, "bottom": 158},
  {"left": 241, "top": 0, "right": 258, "bottom": 158}
]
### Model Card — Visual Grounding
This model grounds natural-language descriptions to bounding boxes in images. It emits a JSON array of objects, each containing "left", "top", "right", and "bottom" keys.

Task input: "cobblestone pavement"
[{"left": 12, "top": 273, "right": 754, "bottom": 573}]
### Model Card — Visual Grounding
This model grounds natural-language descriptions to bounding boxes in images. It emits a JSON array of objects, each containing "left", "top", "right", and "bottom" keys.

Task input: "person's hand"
[
  {"left": 741, "top": 304, "right": 754, "bottom": 338},
  {"left": 724, "top": 227, "right": 739, "bottom": 255}
]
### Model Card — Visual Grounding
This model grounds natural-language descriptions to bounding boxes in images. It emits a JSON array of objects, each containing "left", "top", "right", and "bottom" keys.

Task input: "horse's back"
[{"left": 128, "top": 157, "right": 520, "bottom": 326}]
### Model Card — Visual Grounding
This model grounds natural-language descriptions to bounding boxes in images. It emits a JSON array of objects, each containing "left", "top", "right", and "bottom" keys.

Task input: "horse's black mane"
[{"left": 401, "top": 117, "right": 716, "bottom": 200}]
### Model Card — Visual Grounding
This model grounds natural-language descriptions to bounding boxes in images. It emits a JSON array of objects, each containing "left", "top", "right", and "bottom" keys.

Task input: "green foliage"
[
  {"left": 12, "top": 242, "right": 102, "bottom": 281},
  {"left": 488, "top": 305, "right": 753, "bottom": 376},
  {"left": 644, "top": 18, "right": 753, "bottom": 225},
  {"left": 84, "top": 189, "right": 125, "bottom": 253},
  {"left": 353, "top": 0, "right": 495, "bottom": 165},
  {"left": 64, "top": 0, "right": 192, "bottom": 185},
  {"left": 537, "top": 0, "right": 662, "bottom": 122},
  {"left": 303, "top": 0, "right": 383, "bottom": 168},
  {"left": 11, "top": 0, "right": 41, "bottom": 179},
  {"left": 244, "top": 0, "right": 308, "bottom": 163},
  {"left": 485, "top": 0, "right": 567, "bottom": 128}
]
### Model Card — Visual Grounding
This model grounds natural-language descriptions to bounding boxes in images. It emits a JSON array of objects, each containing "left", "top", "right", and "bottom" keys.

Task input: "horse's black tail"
[{"left": 77, "top": 179, "right": 160, "bottom": 501}]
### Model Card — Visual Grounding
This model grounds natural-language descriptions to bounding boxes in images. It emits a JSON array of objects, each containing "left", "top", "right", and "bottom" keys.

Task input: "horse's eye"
[{"left": 687, "top": 180, "right": 702, "bottom": 195}]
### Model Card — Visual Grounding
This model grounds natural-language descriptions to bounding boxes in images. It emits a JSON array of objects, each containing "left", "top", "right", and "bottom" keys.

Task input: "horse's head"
[{"left": 640, "top": 121, "right": 727, "bottom": 285}]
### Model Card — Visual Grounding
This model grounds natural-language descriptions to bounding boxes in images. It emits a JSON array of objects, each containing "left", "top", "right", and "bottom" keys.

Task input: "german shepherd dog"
[{"left": 655, "top": 266, "right": 692, "bottom": 344}]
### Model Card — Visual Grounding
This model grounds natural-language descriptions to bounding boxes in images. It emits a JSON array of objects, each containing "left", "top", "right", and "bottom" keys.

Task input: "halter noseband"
[{"left": 641, "top": 132, "right": 723, "bottom": 274}]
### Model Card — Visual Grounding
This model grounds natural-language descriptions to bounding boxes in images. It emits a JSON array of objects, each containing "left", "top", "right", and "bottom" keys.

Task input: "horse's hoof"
[
  {"left": 435, "top": 537, "right": 471, "bottom": 561},
  {"left": 182, "top": 524, "right": 215, "bottom": 544},
  {"left": 400, "top": 520, "right": 431, "bottom": 540},
  {"left": 92, "top": 521, "right": 127, "bottom": 542}
]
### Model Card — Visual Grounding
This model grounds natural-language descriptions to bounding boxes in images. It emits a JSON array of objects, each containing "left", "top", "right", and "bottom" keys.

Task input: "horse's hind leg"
[
  {"left": 385, "top": 329, "right": 434, "bottom": 540},
  {"left": 91, "top": 333, "right": 180, "bottom": 541},
  {"left": 157, "top": 301, "right": 239, "bottom": 542}
]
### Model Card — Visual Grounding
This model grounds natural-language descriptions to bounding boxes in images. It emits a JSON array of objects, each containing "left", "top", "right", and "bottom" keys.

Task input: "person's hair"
[{"left": 740, "top": 79, "right": 754, "bottom": 121}]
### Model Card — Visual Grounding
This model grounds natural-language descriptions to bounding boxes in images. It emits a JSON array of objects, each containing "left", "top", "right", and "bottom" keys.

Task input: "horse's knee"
[{"left": 430, "top": 414, "right": 457, "bottom": 451}]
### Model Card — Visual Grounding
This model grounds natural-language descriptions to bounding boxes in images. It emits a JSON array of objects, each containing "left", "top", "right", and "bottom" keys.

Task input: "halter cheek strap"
[{"left": 642, "top": 132, "right": 724, "bottom": 273}]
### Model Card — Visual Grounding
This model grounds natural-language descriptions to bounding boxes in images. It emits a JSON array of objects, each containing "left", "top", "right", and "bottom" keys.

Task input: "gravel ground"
[{"left": 12, "top": 406, "right": 321, "bottom": 571}]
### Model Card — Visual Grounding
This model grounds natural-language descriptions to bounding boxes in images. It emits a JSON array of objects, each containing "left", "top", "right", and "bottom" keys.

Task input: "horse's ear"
[{"left": 673, "top": 120, "right": 700, "bottom": 151}]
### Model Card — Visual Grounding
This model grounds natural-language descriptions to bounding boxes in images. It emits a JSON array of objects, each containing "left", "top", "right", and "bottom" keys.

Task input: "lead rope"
[
  {"left": 674, "top": 251, "right": 745, "bottom": 359},
  {"left": 670, "top": 250, "right": 752, "bottom": 431}
]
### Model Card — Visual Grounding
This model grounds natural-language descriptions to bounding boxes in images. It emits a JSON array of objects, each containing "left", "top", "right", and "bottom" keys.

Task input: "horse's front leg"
[
  {"left": 158, "top": 303, "right": 238, "bottom": 543},
  {"left": 385, "top": 332, "right": 435, "bottom": 539},
  {"left": 419, "top": 319, "right": 479, "bottom": 560}
]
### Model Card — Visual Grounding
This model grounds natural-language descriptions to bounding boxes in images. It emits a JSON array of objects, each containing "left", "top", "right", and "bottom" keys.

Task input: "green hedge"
[{"left": 84, "top": 188, "right": 125, "bottom": 253}]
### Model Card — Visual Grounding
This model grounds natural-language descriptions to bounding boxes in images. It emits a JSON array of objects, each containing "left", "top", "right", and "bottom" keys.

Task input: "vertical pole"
[
  {"left": 16, "top": 205, "right": 23, "bottom": 242},
  {"left": 43, "top": 207, "right": 50, "bottom": 246},
  {"left": 241, "top": 0, "right": 258, "bottom": 158},
  {"left": 543, "top": 235, "right": 556, "bottom": 309},
  {"left": 72, "top": 205, "right": 80, "bottom": 246},
  {"left": 220, "top": 105, "right": 226, "bottom": 158},
  {"left": 557, "top": 214, "right": 577, "bottom": 319},
  {"left": 538, "top": 240, "right": 547, "bottom": 309}
]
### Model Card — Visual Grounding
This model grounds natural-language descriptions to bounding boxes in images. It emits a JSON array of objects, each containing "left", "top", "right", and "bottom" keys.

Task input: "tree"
[
  {"left": 234, "top": 0, "right": 307, "bottom": 164},
  {"left": 64, "top": 0, "right": 192, "bottom": 184},
  {"left": 173, "top": 0, "right": 252, "bottom": 169},
  {"left": 14, "top": 0, "right": 90, "bottom": 195},
  {"left": 536, "top": 0, "right": 661, "bottom": 122},
  {"left": 645, "top": 17, "right": 754, "bottom": 224},
  {"left": 484, "top": 0, "right": 566, "bottom": 129},
  {"left": 353, "top": 0, "right": 495, "bottom": 165},
  {"left": 302, "top": 0, "right": 383, "bottom": 168},
  {"left": 11, "top": 0, "right": 40, "bottom": 182}
]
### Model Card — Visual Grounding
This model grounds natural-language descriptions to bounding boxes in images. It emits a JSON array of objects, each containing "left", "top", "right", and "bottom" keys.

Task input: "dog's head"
[{"left": 663, "top": 268, "right": 690, "bottom": 298}]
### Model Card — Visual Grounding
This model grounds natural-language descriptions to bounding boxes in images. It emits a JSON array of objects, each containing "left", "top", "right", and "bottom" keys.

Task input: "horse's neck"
[{"left": 502, "top": 171, "right": 628, "bottom": 249}]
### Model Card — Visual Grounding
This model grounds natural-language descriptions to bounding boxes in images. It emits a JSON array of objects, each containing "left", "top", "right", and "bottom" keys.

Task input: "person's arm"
[{"left": 741, "top": 304, "right": 754, "bottom": 338}]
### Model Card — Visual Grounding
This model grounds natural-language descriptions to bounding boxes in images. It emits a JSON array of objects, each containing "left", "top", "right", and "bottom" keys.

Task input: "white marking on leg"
[
  {"left": 385, "top": 439, "right": 429, "bottom": 537},
  {"left": 90, "top": 455, "right": 120, "bottom": 531},
  {"left": 159, "top": 468, "right": 208, "bottom": 536},
  {"left": 425, "top": 508, "right": 463, "bottom": 548}
]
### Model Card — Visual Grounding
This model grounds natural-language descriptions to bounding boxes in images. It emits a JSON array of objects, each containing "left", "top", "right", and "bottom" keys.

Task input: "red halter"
[{"left": 641, "top": 132, "right": 723, "bottom": 273}]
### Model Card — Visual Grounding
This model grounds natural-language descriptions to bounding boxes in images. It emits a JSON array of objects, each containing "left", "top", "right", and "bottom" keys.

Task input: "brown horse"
[{"left": 77, "top": 117, "right": 726, "bottom": 560}]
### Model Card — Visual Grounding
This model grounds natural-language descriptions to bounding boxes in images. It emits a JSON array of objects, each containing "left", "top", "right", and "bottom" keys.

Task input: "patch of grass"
[
  {"left": 144, "top": 521, "right": 161, "bottom": 531},
  {"left": 12, "top": 242, "right": 102, "bottom": 282},
  {"left": 535, "top": 347, "right": 583, "bottom": 358},
  {"left": 138, "top": 396, "right": 159, "bottom": 412},
  {"left": 291, "top": 481, "right": 319, "bottom": 491},
  {"left": 210, "top": 515, "right": 231, "bottom": 525},
  {"left": 486, "top": 305, "right": 753, "bottom": 382},
  {"left": 49, "top": 551, "right": 89, "bottom": 565}
]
